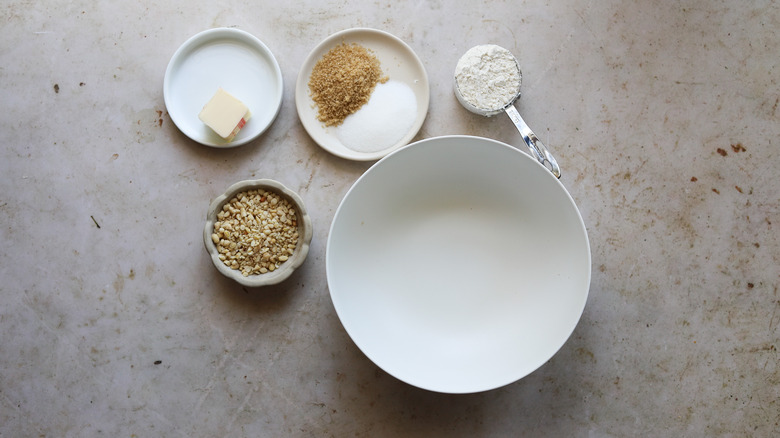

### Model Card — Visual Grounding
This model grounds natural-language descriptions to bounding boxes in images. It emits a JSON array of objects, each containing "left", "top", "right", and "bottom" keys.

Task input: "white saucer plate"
[
  {"left": 164, "top": 28, "right": 283, "bottom": 147},
  {"left": 295, "top": 28, "right": 429, "bottom": 161}
]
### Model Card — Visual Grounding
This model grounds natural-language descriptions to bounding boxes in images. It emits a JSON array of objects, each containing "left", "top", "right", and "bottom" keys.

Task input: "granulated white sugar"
[{"left": 336, "top": 80, "right": 417, "bottom": 153}]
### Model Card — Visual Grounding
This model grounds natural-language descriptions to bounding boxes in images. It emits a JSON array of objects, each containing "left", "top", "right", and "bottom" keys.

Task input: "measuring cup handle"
[{"left": 504, "top": 105, "right": 561, "bottom": 179}]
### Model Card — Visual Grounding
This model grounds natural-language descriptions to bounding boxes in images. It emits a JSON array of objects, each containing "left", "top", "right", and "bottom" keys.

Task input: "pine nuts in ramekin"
[{"left": 204, "top": 179, "right": 312, "bottom": 287}]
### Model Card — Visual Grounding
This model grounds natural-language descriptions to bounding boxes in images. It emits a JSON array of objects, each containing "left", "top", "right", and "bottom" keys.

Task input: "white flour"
[
  {"left": 337, "top": 80, "right": 417, "bottom": 153},
  {"left": 455, "top": 45, "right": 521, "bottom": 111}
]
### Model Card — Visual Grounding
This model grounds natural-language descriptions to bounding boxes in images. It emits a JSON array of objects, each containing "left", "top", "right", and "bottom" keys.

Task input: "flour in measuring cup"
[{"left": 455, "top": 45, "right": 521, "bottom": 111}]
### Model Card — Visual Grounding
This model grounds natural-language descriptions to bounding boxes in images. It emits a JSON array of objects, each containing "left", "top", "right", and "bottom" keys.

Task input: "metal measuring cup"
[{"left": 454, "top": 45, "right": 561, "bottom": 179}]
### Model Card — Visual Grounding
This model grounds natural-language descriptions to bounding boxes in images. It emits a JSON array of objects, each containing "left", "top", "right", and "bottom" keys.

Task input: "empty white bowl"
[{"left": 326, "top": 135, "right": 591, "bottom": 393}]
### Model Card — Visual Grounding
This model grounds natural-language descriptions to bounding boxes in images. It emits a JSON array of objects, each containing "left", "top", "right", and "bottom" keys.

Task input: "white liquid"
[{"left": 337, "top": 80, "right": 417, "bottom": 153}]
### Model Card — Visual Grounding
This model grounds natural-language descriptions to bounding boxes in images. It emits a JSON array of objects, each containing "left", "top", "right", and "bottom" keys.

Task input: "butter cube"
[{"left": 198, "top": 88, "right": 251, "bottom": 141}]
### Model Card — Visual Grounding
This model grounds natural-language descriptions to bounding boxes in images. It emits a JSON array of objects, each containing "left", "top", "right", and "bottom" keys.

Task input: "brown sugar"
[{"left": 308, "top": 42, "right": 388, "bottom": 126}]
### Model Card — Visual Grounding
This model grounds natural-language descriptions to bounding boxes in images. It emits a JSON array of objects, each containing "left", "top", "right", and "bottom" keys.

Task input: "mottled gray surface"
[{"left": 1, "top": 0, "right": 778, "bottom": 436}]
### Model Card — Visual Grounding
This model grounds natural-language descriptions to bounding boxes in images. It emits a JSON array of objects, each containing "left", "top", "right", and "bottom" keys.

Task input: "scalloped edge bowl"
[{"left": 204, "top": 179, "right": 313, "bottom": 287}]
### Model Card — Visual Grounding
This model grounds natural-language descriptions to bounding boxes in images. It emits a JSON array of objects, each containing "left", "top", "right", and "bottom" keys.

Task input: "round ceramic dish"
[
  {"left": 204, "top": 179, "right": 313, "bottom": 287},
  {"left": 326, "top": 136, "right": 591, "bottom": 393},
  {"left": 164, "top": 28, "right": 283, "bottom": 147},
  {"left": 295, "top": 28, "right": 430, "bottom": 161}
]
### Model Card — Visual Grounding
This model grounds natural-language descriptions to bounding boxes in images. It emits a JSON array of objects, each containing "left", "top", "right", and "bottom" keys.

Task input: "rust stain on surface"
[{"left": 731, "top": 143, "right": 746, "bottom": 153}]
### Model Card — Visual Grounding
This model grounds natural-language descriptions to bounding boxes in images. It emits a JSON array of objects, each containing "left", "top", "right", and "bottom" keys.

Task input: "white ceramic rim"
[
  {"left": 164, "top": 28, "right": 283, "bottom": 147},
  {"left": 203, "top": 179, "right": 313, "bottom": 287},
  {"left": 326, "top": 135, "right": 591, "bottom": 393},
  {"left": 295, "top": 28, "right": 430, "bottom": 161}
]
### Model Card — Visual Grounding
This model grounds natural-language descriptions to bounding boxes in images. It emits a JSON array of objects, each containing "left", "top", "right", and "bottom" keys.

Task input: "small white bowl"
[
  {"left": 164, "top": 28, "right": 283, "bottom": 147},
  {"left": 204, "top": 179, "right": 313, "bottom": 287}
]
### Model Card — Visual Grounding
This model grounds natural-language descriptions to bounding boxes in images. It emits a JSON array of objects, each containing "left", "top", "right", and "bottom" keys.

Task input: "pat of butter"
[{"left": 198, "top": 88, "right": 251, "bottom": 141}]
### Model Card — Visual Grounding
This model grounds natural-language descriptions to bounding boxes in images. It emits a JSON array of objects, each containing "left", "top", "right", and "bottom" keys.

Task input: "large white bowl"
[{"left": 326, "top": 136, "right": 591, "bottom": 393}]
